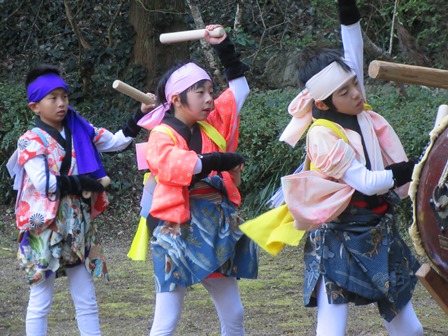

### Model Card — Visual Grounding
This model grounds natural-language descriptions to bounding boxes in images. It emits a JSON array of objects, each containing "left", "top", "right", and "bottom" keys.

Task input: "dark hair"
[
  {"left": 25, "top": 64, "right": 62, "bottom": 88},
  {"left": 297, "top": 47, "right": 351, "bottom": 110},
  {"left": 156, "top": 61, "right": 211, "bottom": 112}
]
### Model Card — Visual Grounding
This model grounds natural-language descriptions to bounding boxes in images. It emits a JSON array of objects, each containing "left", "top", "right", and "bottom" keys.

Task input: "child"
[
  {"left": 279, "top": 1, "right": 423, "bottom": 335},
  {"left": 8, "top": 64, "right": 156, "bottom": 335},
  {"left": 137, "top": 25, "right": 258, "bottom": 335}
]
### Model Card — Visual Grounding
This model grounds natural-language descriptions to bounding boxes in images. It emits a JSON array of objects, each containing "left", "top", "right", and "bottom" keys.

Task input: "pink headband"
[
  {"left": 279, "top": 62, "right": 355, "bottom": 147},
  {"left": 138, "top": 62, "right": 211, "bottom": 130}
]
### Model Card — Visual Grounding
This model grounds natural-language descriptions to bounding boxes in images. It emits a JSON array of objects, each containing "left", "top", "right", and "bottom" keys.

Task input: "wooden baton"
[
  {"left": 368, "top": 60, "right": 448, "bottom": 89},
  {"left": 159, "top": 27, "right": 225, "bottom": 44},
  {"left": 112, "top": 80, "right": 156, "bottom": 105}
]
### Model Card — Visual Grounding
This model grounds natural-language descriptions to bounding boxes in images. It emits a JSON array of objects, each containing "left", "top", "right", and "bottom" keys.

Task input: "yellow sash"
[{"left": 239, "top": 119, "right": 349, "bottom": 256}]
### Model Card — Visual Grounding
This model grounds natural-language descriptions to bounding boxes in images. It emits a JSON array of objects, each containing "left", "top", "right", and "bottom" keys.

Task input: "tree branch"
[{"left": 64, "top": 0, "right": 91, "bottom": 49}]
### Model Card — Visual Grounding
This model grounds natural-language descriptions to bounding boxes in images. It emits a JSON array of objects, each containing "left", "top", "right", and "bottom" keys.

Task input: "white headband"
[{"left": 305, "top": 61, "right": 355, "bottom": 101}]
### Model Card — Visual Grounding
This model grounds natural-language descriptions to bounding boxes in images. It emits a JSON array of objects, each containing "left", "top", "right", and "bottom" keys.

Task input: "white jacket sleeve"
[
  {"left": 24, "top": 155, "right": 58, "bottom": 193},
  {"left": 341, "top": 158, "right": 394, "bottom": 195},
  {"left": 341, "top": 21, "right": 366, "bottom": 100},
  {"left": 228, "top": 76, "right": 250, "bottom": 114}
]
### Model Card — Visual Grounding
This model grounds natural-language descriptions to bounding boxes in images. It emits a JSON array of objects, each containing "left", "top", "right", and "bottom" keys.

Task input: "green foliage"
[
  {"left": 238, "top": 88, "right": 305, "bottom": 218},
  {"left": 0, "top": 81, "right": 32, "bottom": 203}
]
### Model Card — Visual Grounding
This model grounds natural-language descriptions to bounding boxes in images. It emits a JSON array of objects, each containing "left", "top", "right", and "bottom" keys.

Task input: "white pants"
[
  {"left": 26, "top": 264, "right": 101, "bottom": 336},
  {"left": 149, "top": 277, "right": 244, "bottom": 336},
  {"left": 315, "top": 277, "right": 423, "bottom": 336}
]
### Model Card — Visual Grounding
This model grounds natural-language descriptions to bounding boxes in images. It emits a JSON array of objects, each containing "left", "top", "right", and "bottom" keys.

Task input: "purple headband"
[
  {"left": 138, "top": 62, "right": 211, "bottom": 130},
  {"left": 27, "top": 73, "right": 69, "bottom": 103}
]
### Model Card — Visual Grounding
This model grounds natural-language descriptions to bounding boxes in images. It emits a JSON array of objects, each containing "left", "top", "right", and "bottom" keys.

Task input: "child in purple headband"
[
  {"left": 138, "top": 24, "right": 258, "bottom": 335},
  {"left": 10, "top": 64, "right": 156, "bottom": 335}
]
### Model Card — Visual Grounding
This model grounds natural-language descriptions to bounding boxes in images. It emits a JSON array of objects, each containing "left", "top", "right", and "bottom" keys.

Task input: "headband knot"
[{"left": 138, "top": 62, "right": 211, "bottom": 130}]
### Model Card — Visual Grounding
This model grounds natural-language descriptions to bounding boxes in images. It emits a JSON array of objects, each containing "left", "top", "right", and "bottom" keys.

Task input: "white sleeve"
[
  {"left": 24, "top": 155, "right": 58, "bottom": 193},
  {"left": 341, "top": 158, "right": 394, "bottom": 195},
  {"left": 341, "top": 21, "right": 366, "bottom": 100},
  {"left": 228, "top": 76, "right": 250, "bottom": 114},
  {"left": 94, "top": 129, "right": 134, "bottom": 152}
]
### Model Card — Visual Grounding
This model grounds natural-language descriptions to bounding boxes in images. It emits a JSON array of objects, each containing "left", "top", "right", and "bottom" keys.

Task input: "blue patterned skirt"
[
  {"left": 151, "top": 177, "right": 258, "bottom": 292},
  {"left": 303, "top": 205, "right": 420, "bottom": 322}
]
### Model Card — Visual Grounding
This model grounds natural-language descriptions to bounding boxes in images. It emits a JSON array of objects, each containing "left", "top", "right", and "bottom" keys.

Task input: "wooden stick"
[
  {"left": 112, "top": 80, "right": 156, "bottom": 105},
  {"left": 416, "top": 263, "right": 448, "bottom": 315},
  {"left": 159, "top": 27, "right": 225, "bottom": 44},
  {"left": 435, "top": 105, "right": 448, "bottom": 127},
  {"left": 368, "top": 60, "right": 448, "bottom": 89}
]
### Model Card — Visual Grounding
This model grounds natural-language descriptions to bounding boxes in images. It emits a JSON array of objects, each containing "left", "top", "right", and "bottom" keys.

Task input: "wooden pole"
[
  {"left": 416, "top": 263, "right": 448, "bottom": 315},
  {"left": 112, "top": 80, "right": 156, "bottom": 105},
  {"left": 368, "top": 60, "right": 448, "bottom": 89}
]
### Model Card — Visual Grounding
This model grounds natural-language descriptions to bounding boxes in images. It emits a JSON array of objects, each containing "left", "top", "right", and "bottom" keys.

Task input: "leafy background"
[{"left": 1, "top": 1, "right": 448, "bottom": 335}]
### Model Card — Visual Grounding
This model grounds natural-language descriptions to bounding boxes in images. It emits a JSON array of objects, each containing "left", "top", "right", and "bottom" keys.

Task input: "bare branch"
[
  {"left": 234, "top": 0, "right": 244, "bottom": 31},
  {"left": 388, "top": 0, "right": 400, "bottom": 55},
  {"left": 184, "top": 0, "right": 226, "bottom": 88},
  {"left": 1, "top": 0, "right": 27, "bottom": 24},
  {"left": 107, "top": 0, "right": 127, "bottom": 48},
  {"left": 23, "top": 0, "right": 44, "bottom": 51},
  {"left": 64, "top": 0, "right": 91, "bottom": 49}
]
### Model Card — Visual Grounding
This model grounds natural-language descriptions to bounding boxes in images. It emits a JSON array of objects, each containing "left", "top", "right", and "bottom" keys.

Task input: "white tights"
[
  {"left": 26, "top": 264, "right": 101, "bottom": 336},
  {"left": 149, "top": 277, "right": 244, "bottom": 336},
  {"left": 315, "top": 277, "right": 423, "bottom": 336}
]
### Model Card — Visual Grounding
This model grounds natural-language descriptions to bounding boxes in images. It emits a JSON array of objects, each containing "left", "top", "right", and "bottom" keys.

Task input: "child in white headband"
[
  {"left": 138, "top": 24, "right": 258, "bottom": 335},
  {"left": 284, "top": 1, "right": 422, "bottom": 335}
]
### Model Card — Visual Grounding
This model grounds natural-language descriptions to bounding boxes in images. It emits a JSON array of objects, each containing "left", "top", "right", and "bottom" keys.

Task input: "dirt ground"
[{"left": 1, "top": 203, "right": 447, "bottom": 336}]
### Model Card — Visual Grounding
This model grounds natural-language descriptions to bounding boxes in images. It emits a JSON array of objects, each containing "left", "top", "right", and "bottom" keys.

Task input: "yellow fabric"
[
  {"left": 151, "top": 125, "right": 177, "bottom": 143},
  {"left": 197, "top": 121, "right": 227, "bottom": 152},
  {"left": 240, "top": 203, "right": 305, "bottom": 256},
  {"left": 241, "top": 118, "right": 350, "bottom": 256},
  {"left": 127, "top": 216, "right": 150, "bottom": 261}
]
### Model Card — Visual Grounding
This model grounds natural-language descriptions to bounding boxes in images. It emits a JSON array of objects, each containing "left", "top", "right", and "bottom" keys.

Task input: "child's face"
[
  {"left": 173, "top": 80, "right": 214, "bottom": 128},
  {"left": 329, "top": 77, "right": 364, "bottom": 115},
  {"left": 29, "top": 88, "right": 68, "bottom": 131}
]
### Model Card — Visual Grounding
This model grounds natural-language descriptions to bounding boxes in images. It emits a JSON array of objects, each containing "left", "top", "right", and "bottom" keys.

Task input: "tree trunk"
[{"left": 129, "top": 0, "right": 189, "bottom": 90}]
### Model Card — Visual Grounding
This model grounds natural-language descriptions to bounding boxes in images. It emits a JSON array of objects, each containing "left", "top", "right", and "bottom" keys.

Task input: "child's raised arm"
[{"left": 338, "top": 0, "right": 366, "bottom": 99}]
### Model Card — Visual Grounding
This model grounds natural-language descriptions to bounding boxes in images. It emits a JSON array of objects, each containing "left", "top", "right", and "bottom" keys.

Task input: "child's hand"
[
  {"left": 204, "top": 24, "right": 226, "bottom": 45},
  {"left": 140, "top": 92, "right": 158, "bottom": 114},
  {"left": 229, "top": 163, "right": 245, "bottom": 187}
]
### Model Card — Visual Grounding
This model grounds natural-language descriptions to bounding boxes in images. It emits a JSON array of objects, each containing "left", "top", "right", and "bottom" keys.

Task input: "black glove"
[
  {"left": 385, "top": 160, "right": 416, "bottom": 188},
  {"left": 198, "top": 152, "right": 246, "bottom": 178},
  {"left": 122, "top": 109, "right": 145, "bottom": 138},
  {"left": 338, "top": 0, "right": 361, "bottom": 26},
  {"left": 212, "top": 36, "right": 250, "bottom": 80},
  {"left": 57, "top": 174, "right": 105, "bottom": 197}
]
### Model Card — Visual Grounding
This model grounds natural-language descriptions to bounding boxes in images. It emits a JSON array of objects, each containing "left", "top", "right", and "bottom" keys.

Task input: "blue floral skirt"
[
  {"left": 151, "top": 177, "right": 258, "bottom": 293},
  {"left": 303, "top": 206, "right": 420, "bottom": 322}
]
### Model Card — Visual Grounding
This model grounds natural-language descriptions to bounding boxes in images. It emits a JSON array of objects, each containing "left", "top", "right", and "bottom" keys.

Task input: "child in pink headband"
[{"left": 139, "top": 24, "right": 258, "bottom": 335}]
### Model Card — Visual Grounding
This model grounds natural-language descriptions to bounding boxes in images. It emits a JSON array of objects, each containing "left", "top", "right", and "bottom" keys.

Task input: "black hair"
[
  {"left": 25, "top": 64, "right": 62, "bottom": 88},
  {"left": 156, "top": 61, "right": 211, "bottom": 112},
  {"left": 297, "top": 46, "right": 352, "bottom": 110}
]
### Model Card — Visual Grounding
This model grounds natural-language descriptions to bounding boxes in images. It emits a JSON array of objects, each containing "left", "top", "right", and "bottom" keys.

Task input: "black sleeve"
[
  {"left": 211, "top": 36, "right": 250, "bottom": 81},
  {"left": 122, "top": 109, "right": 145, "bottom": 138},
  {"left": 338, "top": 0, "right": 361, "bottom": 26}
]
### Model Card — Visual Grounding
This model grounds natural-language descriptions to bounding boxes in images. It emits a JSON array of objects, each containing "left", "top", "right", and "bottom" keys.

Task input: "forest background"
[{"left": 1, "top": 0, "right": 448, "bottom": 335}]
